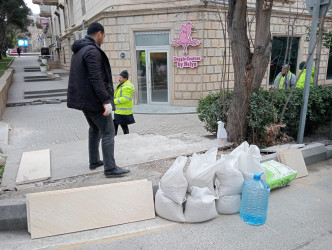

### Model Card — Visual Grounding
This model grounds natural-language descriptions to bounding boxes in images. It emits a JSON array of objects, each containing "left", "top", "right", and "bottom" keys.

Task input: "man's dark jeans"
[{"left": 83, "top": 110, "right": 116, "bottom": 171}]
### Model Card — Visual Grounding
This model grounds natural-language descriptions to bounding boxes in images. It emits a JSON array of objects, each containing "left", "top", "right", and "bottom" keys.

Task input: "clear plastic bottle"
[
  {"left": 240, "top": 173, "right": 270, "bottom": 225},
  {"left": 217, "top": 121, "right": 227, "bottom": 146}
]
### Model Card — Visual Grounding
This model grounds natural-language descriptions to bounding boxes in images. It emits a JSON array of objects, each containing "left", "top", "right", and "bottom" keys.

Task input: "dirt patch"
[
  {"left": 0, "top": 157, "right": 175, "bottom": 199},
  {"left": 0, "top": 147, "right": 236, "bottom": 199}
]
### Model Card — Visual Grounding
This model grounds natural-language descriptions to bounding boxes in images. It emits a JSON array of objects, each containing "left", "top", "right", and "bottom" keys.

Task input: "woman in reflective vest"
[{"left": 113, "top": 70, "right": 135, "bottom": 135}]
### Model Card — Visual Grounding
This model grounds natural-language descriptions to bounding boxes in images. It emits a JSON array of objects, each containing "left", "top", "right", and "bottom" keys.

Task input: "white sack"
[
  {"left": 184, "top": 186, "right": 218, "bottom": 223},
  {"left": 186, "top": 147, "right": 218, "bottom": 195},
  {"left": 215, "top": 155, "right": 244, "bottom": 196},
  {"left": 160, "top": 156, "right": 188, "bottom": 204},
  {"left": 230, "top": 142, "right": 265, "bottom": 181},
  {"left": 155, "top": 189, "right": 185, "bottom": 222},
  {"left": 216, "top": 194, "right": 241, "bottom": 214},
  {"left": 230, "top": 141, "right": 249, "bottom": 157}
]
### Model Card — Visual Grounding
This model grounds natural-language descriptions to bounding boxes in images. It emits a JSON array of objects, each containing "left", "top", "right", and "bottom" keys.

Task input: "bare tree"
[
  {"left": 214, "top": 0, "right": 230, "bottom": 115},
  {"left": 226, "top": 0, "right": 273, "bottom": 142}
]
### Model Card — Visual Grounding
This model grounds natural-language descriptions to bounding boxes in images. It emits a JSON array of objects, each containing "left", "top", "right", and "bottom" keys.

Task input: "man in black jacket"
[{"left": 67, "top": 22, "right": 129, "bottom": 177}]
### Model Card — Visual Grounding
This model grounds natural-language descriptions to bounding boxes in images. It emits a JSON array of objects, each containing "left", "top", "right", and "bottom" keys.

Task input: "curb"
[{"left": 1, "top": 143, "right": 331, "bottom": 231}]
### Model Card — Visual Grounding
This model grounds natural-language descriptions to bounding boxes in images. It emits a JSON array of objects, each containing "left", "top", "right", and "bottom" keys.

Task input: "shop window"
[
  {"left": 269, "top": 36, "right": 299, "bottom": 85},
  {"left": 326, "top": 46, "right": 332, "bottom": 79},
  {"left": 135, "top": 31, "right": 169, "bottom": 46}
]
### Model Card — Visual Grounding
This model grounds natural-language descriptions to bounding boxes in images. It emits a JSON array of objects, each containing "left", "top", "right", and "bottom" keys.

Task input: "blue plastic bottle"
[{"left": 240, "top": 173, "right": 270, "bottom": 225}]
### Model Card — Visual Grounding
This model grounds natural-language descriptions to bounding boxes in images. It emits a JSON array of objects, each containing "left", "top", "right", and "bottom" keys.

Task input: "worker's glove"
[{"left": 103, "top": 103, "right": 112, "bottom": 116}]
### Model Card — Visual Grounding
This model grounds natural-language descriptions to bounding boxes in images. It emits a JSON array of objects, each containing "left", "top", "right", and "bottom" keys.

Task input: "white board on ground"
[
  {"left": 16, "top": 149, "right": 51, "bottom": 184},
  {"left": 26, "top": 179, "right": 155, "bottom": 239},
  {"left": 0, "top": 122, "right": 9, "bottom": 145},
  {"left": 277, "top": 148, "right": 308, "bottom": 178}
]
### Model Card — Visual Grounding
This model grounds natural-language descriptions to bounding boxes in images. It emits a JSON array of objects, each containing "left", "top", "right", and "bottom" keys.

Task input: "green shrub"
[
  {"left": 0, "top": 57, "right": 13, "bottom": 77},
  {"left": 274, "top": 88, "right": 304, "bottom": 137},
  {"left": 197, "top": 86, "right": 332, "bottom": 142},
  {"left": 307, "top": 86, "right": 332, "bottom": 122},
  {"left": 196, "top": 91, "right": 232, "bottom": 134},
  {"left": 0, "top": 165, "right": 4, "bottom": 178},
  {"left": 247, "top": 89, "right": 278, "bottom": 141}
]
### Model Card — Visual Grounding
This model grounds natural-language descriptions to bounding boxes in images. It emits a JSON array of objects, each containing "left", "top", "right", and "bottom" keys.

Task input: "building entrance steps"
[
  {"left": 24, "top": 88, "right": 67, "bottom": 99},
  {"left": 24, "top": 67, "right": 40, "bottom": 72}
]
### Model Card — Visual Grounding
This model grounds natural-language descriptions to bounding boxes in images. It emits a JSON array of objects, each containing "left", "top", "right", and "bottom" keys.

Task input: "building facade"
[{"left": 33, "top": 0, "right": 332, "bottom": 106}]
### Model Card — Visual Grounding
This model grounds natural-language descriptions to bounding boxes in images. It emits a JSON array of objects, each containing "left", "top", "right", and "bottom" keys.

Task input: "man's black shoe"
[
  {"left": 89, "top": 161, "right": 103, "bottom": 170},
  {"left": 104, "top": 166, "right": 130, "bottom": 177}
]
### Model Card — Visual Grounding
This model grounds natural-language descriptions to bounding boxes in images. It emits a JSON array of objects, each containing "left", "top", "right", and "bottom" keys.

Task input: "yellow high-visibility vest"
[
  {"left": 114, "top": 80, "right": 135, "bottom": 115},
  {"left": 297, "top": 67, "right": 315, "bottom": 88},
  {"left": 276, "top": 71, "right": 293, "bottom": 89}
]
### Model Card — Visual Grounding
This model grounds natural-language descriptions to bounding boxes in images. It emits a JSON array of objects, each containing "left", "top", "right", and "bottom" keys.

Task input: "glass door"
[
  {"left": 136, "top": 50, "right": 147, "bottom": 104},
  {"left": 136, "top": 49, "right": 169, "bottom": 104},
  {"left": 148, "top": 51, "right": 169, "bottom": 103}
]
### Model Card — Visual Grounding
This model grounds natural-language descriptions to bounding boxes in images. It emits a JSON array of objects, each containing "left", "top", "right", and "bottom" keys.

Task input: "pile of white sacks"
[{"left": 155, "top": 141, "right": 266, "bottom": 223}]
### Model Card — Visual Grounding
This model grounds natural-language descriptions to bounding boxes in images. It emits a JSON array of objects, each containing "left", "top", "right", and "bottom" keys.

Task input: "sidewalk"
[
  {"left": 1, "top": 56, "right": 217, "bottom": 189},
  {"left": 0, "top": 56, "right": 331, "bottom": 235}
]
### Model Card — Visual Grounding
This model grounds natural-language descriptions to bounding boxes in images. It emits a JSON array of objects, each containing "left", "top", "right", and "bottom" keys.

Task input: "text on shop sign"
[{"left": 172, "top": 21, "right": 201, "bottom": 68}]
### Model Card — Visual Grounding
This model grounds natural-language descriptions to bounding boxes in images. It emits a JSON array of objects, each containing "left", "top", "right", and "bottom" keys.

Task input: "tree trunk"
[
  {"left": 252, "top": 0, "right": 273, "bottom": 92},
  {"left": 227, "top": 0, "right": 273, "bottom": 142}
]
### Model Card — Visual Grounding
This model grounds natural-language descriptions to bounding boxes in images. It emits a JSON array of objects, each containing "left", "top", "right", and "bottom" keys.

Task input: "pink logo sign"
[{"left": 172, "top": 21, "right": 200, "bottom": 54}]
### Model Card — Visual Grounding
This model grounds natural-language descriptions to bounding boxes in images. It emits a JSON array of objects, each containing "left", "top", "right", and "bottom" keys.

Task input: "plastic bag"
[
  {"left": 184, "top": 186, "right": 218, "bottom": 223},
  {"left": 160, "top": 156, "right": 188, "bottom": 204},
  {"left": 186, "top": 148, "right": 218, "bottom": 195},
  {"left": 215, "top": 155, "right": 244, "bottom": 196},
  {"left": 216, "top": 194, "right": 241, "bottom": 214},
  {"left": 230, "top": 142, "right": 265, "bottom": 180},
  {"left": 261, "top": 160, "right": 297, "bottom": 189},
  {"left": 155, "top": 189, "right": 185, "bottom": 222}
]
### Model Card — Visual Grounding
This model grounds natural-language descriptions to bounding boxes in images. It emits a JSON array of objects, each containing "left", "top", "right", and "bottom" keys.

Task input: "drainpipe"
[{"left": 82, "top": 20, "right": 85, "bottom": 30}]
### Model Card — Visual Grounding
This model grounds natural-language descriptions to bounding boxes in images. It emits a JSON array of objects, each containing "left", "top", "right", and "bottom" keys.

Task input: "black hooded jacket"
[{"left": 67, "top": 36, "right": 115, "bottom": 112}]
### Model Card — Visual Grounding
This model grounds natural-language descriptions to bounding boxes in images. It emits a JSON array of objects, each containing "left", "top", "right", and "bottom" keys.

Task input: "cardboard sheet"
[{"left": 277, "top": 148, "right": 308, "bottom": 178}]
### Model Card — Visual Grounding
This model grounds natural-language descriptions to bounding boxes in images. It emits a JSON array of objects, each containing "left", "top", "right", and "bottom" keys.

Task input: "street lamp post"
[{"left": 298, "top": 0, "right": 332, "bottom": 143}]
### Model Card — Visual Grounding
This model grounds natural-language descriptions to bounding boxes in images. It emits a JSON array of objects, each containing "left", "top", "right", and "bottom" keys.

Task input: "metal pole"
[
  {"left": 297, "top": 1, "right": 320, "bottom": 143},
  {"left": 330, "top": 113, "right": 332, "bottom": 140},
  {"left": 314, "top": 4, "right": 329, "bottom": 86}
]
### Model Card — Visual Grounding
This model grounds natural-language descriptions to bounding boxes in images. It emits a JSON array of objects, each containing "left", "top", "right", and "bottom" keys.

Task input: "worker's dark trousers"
[{"left": 83, "top": 110, "right": 116, "bottom": 171}]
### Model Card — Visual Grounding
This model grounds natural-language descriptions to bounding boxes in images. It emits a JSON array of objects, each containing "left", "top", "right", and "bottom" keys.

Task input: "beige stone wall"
[
  {"left": 59, "top": 36, "right": 73, "bottom": 71},
  {"left": 55, "top": 2, "right": 332, "bottom": 106},
  {"left": 96, "top": 10, "right": 210, "bottom": 106},
  {"left": 0, "top": 69, "right": 14, "bottom": 119},
  {"left": 94, "top": 9, "right": 227, "bottom": 106}
]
